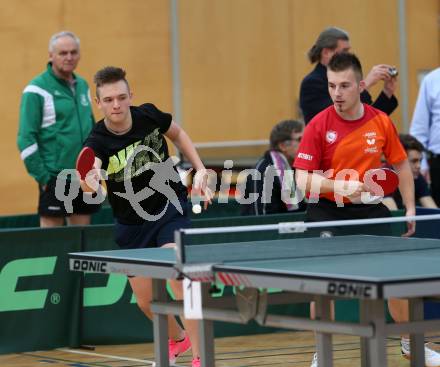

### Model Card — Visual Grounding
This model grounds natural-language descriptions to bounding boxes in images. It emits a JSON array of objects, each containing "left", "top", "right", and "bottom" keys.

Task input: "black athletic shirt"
[
  {"left": 85, "top": 103, "right": 187, "bottom": 224},
  {"left": 391, "top": 174, "right": 431, "bottom": 209}
]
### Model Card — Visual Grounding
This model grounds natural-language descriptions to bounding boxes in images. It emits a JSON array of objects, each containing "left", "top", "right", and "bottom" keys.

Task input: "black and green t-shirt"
[{"left": 85, "top": 103, "right": 187, "bottom": 224}]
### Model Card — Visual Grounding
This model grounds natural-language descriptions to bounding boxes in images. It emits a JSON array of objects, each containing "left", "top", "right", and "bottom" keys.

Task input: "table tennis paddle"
[
  {"left": 364, "top": 167, "right": 399, "bottom": 196},
  {"left": 76, "top": 147, "right": 95, "bottom": 179}
]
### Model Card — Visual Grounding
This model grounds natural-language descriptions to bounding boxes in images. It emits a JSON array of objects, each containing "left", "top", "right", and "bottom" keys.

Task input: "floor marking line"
[
  {"left": 57, "top": 349, "right": 155, "bottom": 365},
  {"left": 20, "top": 352, "right": 112, "bottom": 367},
  {"left": 57, "top": 349, "right": 186, "bottom": 367}
]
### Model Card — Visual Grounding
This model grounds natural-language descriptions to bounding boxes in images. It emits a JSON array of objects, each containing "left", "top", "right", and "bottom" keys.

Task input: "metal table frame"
[{"left": 69, "top": 250, "right": 440, "bottom": 367}]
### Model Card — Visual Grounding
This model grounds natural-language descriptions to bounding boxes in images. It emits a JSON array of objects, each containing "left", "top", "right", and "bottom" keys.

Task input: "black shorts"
[
  {"left": 38, "top": 177, "right": 101, "bottom": 217},
  {"left": 114, "top": 198, "right": 191, "bottom": 249},
  {"left": 306, "top": 198, "right": 392, "bottom": 236}
]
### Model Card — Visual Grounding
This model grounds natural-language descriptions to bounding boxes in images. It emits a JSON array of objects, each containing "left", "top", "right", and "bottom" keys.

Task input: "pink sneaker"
[
  {"left": 192, "top": 357, "right": 201, "bottom": 367},
  {"left": 168, "top": 333, "right": 191, "bottom": 364}
]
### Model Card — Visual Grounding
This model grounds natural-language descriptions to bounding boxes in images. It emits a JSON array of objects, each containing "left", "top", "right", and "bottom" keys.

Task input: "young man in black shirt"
[
  {"left": 80, "top": 66, "right": 211, "bottom": 367},
  {"left": 383, "top": 134, "right": 438, "bottom": 210}
]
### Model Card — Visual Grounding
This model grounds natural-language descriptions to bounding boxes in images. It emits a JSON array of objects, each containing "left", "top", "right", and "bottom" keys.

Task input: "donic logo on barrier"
[{"left": 72, "top": 259, "right": 107, "bottom": 273}]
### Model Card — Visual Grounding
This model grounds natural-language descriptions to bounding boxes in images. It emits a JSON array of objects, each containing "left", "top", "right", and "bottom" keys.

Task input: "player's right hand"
[
  {"left": 80, "top": 168, "right": 101, "bottom": 193},
  {"left": 192, "top": 168, "right": 214, "bottom": 209},
  {"left": 334, "top": 179, "right": 365, "bottom": 198}
]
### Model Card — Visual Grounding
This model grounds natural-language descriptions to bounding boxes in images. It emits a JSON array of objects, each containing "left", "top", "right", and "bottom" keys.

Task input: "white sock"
[
  {"left": 401, "top": 337, "right": 410, "bottom": 349},
  {"left": 401, "top": 337, "right": 430, "bottom": 349}
]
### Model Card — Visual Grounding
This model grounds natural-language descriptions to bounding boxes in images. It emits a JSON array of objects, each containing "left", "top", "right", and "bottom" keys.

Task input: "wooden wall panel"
[
  {"left": 0, "top": 0, "right": 63, "bottom": 215},
  {"left": 63, "top": 0, "right": 172, "bottom": 114},
  {"left": 178, "top": 0, "right": 293, "bottom": 142},
  {"left": 406, "top": 0, "right": 439, "bottom": 126}
]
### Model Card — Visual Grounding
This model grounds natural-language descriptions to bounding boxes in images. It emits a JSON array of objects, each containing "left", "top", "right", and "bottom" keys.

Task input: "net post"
[{"left": 174, "top": 229, "right": 185, "bottom": 266}]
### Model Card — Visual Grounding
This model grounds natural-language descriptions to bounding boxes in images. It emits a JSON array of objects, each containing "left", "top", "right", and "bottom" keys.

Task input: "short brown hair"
[
  {"left": 399, "top": 134, "right": 425, "bottom": 153},
  {"left": 93, "top": 66, "right": 130, "bottom": 97},
  {"left": 270, "top": 120, "right": 304, "bottom": 150},
  {"left": 328, "top": 52, "right": 363, "bottom": 82}
]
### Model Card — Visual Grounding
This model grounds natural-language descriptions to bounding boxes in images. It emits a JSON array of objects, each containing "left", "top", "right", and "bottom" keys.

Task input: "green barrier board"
[
  {"left": 0, "top": 227, "right": 82, "bottom": 353},
  {"left": 0, "top": 209, "right": 405, "bottom": 353}
]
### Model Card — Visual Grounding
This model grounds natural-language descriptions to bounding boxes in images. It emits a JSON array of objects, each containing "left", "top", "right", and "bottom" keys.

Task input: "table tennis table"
[{"left": 69, "top": 235, "right": 440, "bottom": 367}]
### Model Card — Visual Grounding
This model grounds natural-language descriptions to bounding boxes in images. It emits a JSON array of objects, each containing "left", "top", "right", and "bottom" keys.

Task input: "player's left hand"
[
  {"left": 192, "top": 168, "right": 214, "bottom": 209},
  {"left": 402, "top": 207, "right": 416, "bottom": 237},
  {"left": 334, "top": 180, "right": 366, "bottom": 203},
  {"left": 364, "top": 64, "right": 393, "bottom": 89}
]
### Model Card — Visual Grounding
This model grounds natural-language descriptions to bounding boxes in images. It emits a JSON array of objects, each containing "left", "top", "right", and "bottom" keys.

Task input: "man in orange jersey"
[{"left": 294, "top": 52, "right": 440, "bottom": 367}]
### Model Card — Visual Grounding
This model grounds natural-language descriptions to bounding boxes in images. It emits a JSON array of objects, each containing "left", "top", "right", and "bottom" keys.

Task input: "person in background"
[
  {"left": 299, "top": 26, "right": 398, "bottom": 124},
  {"left": 383, "top": 134, "right": 438, "bottom": 210},
  {"left": 240, "top": 119, "right": 306, "bottom": 215},
  {"left": 410, "top": 67, "right": 440, "bottom": 206},
  {"left": 17, "top": 31, "right": 100, "bottom": 227}
]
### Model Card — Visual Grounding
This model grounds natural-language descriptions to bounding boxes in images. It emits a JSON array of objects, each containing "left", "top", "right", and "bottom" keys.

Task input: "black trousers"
[
  {"left": 429, "top": 156, "right": 440, "bottom": 206},
  {"left": 306, "top": 198, "right": 392, "bottom": 237}
]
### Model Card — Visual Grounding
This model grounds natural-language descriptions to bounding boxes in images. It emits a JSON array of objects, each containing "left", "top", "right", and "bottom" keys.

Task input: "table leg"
[
  {"left": 409, "top": 298, "right": 425, "bottom": 367},
  {"left": 199, "top": 283, "right": 215, "bottom": 367},
  {"left": 152, "top": 279, "right": 169, "bottom": 367},
  {"left": 365, "top": 299, "right": 387, "bottom": 367},
  {"left": 359, "top": 300, "right": 370, "bottom": 367},
  {"left": 199, "top": 319, "right": 215, "bottom": 367},
  {"left": 315, "top": 295, "right": 333, "bottom": 367}
]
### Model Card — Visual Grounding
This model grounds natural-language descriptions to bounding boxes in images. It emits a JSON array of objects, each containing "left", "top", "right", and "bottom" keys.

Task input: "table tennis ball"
[{"left": 192, "top": 204, "right": 202, "bottom": 214}]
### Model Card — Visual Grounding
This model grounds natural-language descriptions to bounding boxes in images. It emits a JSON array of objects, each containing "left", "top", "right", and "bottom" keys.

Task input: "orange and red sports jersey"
[{"left": 293, "top": 104, "right": 407, "bottom": 202}]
